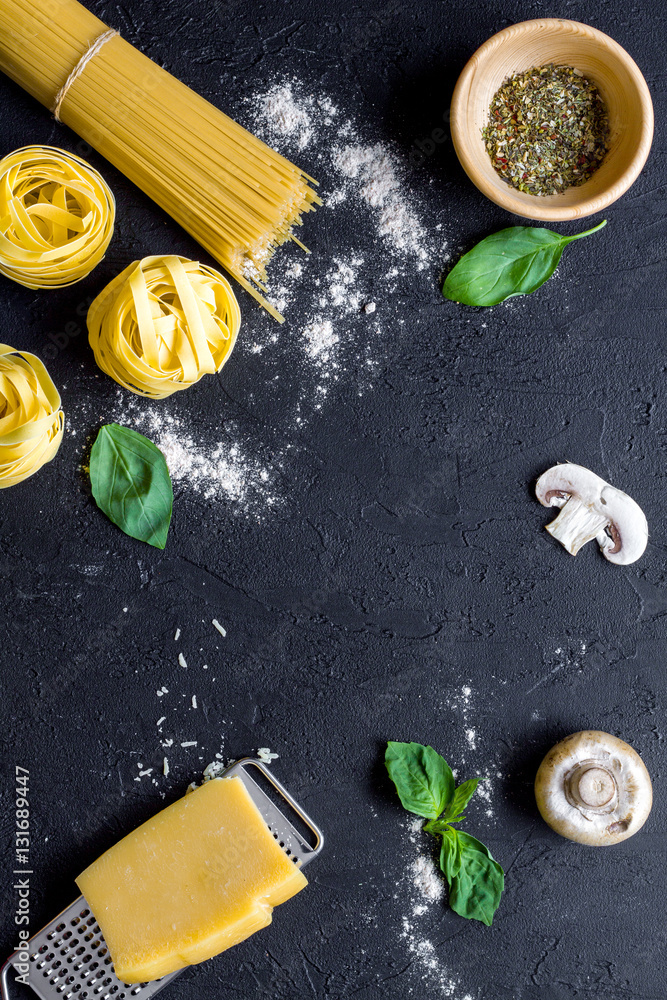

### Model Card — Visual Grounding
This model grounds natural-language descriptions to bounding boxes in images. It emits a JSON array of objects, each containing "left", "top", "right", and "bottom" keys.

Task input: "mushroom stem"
[
  {"left": 545, "top": 498, "right": 609, "bottom": 556},
  {"left": 568, "top": 765, "right": 616, "bottom": 810}
]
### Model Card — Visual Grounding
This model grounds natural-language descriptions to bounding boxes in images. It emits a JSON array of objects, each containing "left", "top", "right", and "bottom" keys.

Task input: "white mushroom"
[
  {"left": 535, "top": 463, "right": 648, "bottom": 565},
  {"left": 534, "top": 730, "right": 653, "bottom": 846}
]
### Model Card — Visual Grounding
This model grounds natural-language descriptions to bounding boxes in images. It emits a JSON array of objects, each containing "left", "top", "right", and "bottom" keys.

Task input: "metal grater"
[{"left": 1, "top": 759, "right": 323, "bottom": 1000}]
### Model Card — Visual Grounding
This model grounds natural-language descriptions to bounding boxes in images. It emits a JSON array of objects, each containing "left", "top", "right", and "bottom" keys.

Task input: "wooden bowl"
[{"left": 450, "top": 19, "right": 654, "bottom": 221}]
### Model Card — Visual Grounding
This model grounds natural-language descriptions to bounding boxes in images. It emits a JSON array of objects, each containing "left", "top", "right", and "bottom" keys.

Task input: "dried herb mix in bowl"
[{"left": 482, "top": 64, "right": 609, "bottom": 196}]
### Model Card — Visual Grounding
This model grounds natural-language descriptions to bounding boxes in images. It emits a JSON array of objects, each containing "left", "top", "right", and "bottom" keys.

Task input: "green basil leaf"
[
  {"left": 441, "top": 778, "right": 479, "bottom": 824},
  {"left": 89, "top": 423, "right": 173, "bottom": 549},
  {"left": 448, "top": 831, "right": 504, "bottom": 926},
  {"left": 439, "top": 826, "right": 463, "bottom": 880},
  {"left": 385, "top": 741, "right": 454, "bottom": 819},
  {"left": 442, "top": 219, "right": 607, "bottom": 306}
]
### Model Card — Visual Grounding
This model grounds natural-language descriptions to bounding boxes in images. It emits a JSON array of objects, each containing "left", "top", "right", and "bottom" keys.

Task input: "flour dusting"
[
  {"left": 245, "top": 77, "right": 446, "bottom": 401},
  {"left": 110, "top": 394, "right": 282, "bottom": 515},
  {"left": 399, "top": 818, "right": 474, "bottom": 997},
  {"left": 333, "top": 144, "right": 430, "bottom": 266}
]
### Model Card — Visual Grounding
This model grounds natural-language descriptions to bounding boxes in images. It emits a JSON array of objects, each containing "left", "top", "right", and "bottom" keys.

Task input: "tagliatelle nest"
[
  {"left": 87, "top": 255, "right": 242, "bottom": 399},
  {"left": 0, "top": 344, "right": 64, "bottom": 488},
  {"left": 0, "top": 145, "right": 115, "bottom": 288}
]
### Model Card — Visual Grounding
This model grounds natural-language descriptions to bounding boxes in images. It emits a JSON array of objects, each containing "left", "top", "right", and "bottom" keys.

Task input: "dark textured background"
[{"left": 1, "top": 1, "right": 666, "bottom": 997}]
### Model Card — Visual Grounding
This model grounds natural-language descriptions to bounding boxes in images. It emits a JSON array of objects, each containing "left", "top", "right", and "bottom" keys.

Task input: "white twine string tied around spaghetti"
[{"left": 52, "top": 29, "right": 119, "bottom": 123}]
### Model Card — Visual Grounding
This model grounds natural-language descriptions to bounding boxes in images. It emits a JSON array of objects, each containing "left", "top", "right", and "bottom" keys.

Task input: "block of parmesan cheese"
[{"left": 76, "top": 776, "right": 307, "bottom": 983}]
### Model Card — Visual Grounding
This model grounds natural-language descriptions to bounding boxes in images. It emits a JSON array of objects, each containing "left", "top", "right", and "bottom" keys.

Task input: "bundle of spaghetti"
[
  {"left": 0, "top": 145, "right": 114, "bottom": 288},
  {"left": 0, "top": 344, "right": 64, "bottom": 487},
  {"left": 88, "top": 255, "right": 241, "bottom": 399},
  {"left": 0, "top": 0, "right": 320, "bottom": 321}
]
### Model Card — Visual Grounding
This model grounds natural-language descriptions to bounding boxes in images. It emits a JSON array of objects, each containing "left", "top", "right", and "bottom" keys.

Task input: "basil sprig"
[
  {"left": 385, "top": 741, "right": 504, "bottom": 926},
  {"left": 89, "top": 423, "right": 173, "bottom": 549},
  {"left": 443, "top": 219, "right": 607, "bottom": 307}
]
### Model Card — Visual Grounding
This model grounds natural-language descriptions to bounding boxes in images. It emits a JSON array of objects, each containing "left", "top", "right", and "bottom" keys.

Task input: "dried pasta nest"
[
  {"left": 87, "top": 255, "right": 241, "bottom": 399},
  {"left": 0, "top": 145, "right": 115, "bottom": 288},
  {"left": 0, "top": 345, "right": 64, "bottom": 488}
]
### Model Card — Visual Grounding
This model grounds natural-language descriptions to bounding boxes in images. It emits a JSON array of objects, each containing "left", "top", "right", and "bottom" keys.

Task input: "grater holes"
[
  {"left": 104, "top": 957, "right": 113, "bottom": 965},
  {"left": 79, "top": 910, "right": 90, "bottom": 918}
]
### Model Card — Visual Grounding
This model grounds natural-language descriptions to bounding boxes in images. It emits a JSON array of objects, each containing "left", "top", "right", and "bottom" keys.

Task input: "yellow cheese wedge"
[{"left": 76, "top": 776, "right": 307, "bottom": 983}]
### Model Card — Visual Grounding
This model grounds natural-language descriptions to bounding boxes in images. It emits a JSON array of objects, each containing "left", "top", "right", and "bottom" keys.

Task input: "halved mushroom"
[
  {"left": 535, "top": 731, "right": 652, "bottom": 846},
  {"left": 535, "top": 463, "right": 648, "bottom": 565}
]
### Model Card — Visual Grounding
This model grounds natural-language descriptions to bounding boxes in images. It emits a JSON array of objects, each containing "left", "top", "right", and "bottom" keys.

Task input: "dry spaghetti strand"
[
  {"left": 0, "top": 0, "right": 320, "bottom": 320},
  {"left": 0, "top": 345, "right": 64, "bottom": 488}
]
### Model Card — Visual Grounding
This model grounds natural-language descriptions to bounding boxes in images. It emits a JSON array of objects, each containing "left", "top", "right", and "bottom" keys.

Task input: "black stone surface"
[{"left": 1, "top": 1, "right": 666, "bottom": 998}]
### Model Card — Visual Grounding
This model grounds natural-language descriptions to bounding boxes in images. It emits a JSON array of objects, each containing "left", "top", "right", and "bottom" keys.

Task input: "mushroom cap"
[
  {"left": 535, "top": 463, "right": 648, "bottom": 566},
  {"left": 535, "top": 463, "right": 605, "bottom": 509},
  {"left": 596, "top": 483, "right": 648, "bottom": 565},
  {"left": 535, "top": 730, "right": 652, "bottom": 846}
]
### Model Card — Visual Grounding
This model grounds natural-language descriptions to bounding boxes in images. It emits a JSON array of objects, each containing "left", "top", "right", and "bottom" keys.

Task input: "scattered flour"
[
  {"left": 303, "top": 318, "right": 339, "bottom": 362},
  {"left": 100, "top": 393, "right": 283, "bottom": 515},
  {"left": 399, "top": 817, "right": 474, "bottom": 998},
  {"left": 400, "top": 918, "right": 474, "bottom": 999},
  {"left": 253, "top": 82, "right": 338, "bottom": 152},
  {"left": 333, "top": 144, "right": 430, "bottom": 266},
  {"left": 245, "top": 77, "right": 446, "bottom": 402},
  {"left": 407, "top": 816, "right": 444, "bottom": 910},
  {"left": 410, "top": 854, "right": 445, "bottom": 905}
]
